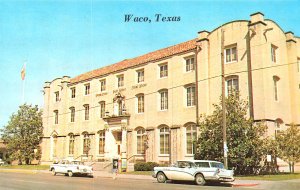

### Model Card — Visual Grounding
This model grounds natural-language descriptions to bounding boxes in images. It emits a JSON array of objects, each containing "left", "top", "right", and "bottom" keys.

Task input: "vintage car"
[
  {"left": 152, "top": 160, "right": 234, "bottom": 185},
  {"left": 50, "top": 159, "right": 93, "bottom": 177},
  {"left": 0, "top": 159, "right": 5, "bottom": 166}
]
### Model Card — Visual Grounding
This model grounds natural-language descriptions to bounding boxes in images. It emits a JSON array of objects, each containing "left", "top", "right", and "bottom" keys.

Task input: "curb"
[{"left": 232, "top": 183, "right": 259, "bottom": 187}]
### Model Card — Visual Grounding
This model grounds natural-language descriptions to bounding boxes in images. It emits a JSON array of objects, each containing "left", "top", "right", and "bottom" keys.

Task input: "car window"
[
  {"left": 178, "top": 161, "right": 191, "bottom": 168},
  {"left": 195, "top": 162, "right": 210, "bottom": 168},
  {"left": 210, "top": 162, "right": 224, "bottom": 169}
]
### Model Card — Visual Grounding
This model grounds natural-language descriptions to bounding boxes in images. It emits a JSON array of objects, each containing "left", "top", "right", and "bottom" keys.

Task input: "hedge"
[{"left": 134, "top": 162, "right": 159, "bottom": 171}]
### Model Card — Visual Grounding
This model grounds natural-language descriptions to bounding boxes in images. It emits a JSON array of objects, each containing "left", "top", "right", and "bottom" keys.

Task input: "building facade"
[{"left": 41, "top": 12, "right": 300, "bottom": 167}]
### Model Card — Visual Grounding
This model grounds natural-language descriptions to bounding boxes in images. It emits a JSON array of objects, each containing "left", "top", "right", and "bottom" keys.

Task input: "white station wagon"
[
  {"left": 50, "top": 160, "right": 93, "bottom": 177},
  {"left": 152, "top": 160, "right": 234, "bottom": 185}
]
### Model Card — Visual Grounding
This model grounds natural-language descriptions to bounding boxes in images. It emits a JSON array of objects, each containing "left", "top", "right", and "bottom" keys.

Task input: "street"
[{"left": 0, "top": 172, "right": 300, "bottom": 190}]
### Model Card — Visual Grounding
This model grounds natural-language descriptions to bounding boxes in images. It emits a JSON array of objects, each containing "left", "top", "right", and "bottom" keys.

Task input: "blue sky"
[{"left": 0, "top": 0, "right": 299, "bottom": 128}]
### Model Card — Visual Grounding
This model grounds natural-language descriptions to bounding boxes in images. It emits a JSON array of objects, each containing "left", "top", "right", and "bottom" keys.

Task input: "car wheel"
[
  {"left": 68, "top": 171, "right": 73, "bottom": 177},
  {"left": 51, "top": 169, "right": 56, "bottom": 176},
  {"left": 156, "top": 172, "right": 167, "bottom": 183},
  {"left": 195, "top": 174, "right": 206, "bottom": 186}
]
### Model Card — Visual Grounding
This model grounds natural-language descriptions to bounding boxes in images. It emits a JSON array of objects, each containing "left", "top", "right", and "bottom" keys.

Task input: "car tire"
[
  {"left": 51, "top": 169, "right": 56, "bottom": 176},
  {"left": 195, "top": 174, "right": 206, "bottom": 186},
  {"left": 156, "top": 172, "right": 167, "bottom": 183},
  {"left": 68, "top": 171, "right": 73, "bottom": 177}
]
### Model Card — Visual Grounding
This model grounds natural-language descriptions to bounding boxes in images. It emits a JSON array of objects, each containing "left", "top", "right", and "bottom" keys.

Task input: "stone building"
[{"left": 40, "top": 12, "right": 300, "bottom": 169}]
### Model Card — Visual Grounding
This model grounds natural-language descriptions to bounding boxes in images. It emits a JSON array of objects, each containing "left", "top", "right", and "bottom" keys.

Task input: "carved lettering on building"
[
  {"left": 113, "top": 88, "right": 126, "bottom": 94},
  {"left": 96, "top": 92, "right": 108, "bottom": 97},
  {"left": 131, "top": 83, "right": 147, "bottom": 90}
]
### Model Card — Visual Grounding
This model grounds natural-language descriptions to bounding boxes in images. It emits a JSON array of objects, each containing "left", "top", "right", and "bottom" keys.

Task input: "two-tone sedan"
[
  {"left": 50, "top": 160, "right": 93, "bottom": 177},
  {"left": 152, "top": 160, "right": 234, "bottom": 185}
]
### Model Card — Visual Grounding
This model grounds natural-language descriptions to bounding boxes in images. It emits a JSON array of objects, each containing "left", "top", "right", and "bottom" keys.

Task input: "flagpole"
[
  {"left": 21, "top": 61, "right": 26, "bottom": 104},
  {"left": 22, "top": 77, "right": 25, "bottom": 104}
]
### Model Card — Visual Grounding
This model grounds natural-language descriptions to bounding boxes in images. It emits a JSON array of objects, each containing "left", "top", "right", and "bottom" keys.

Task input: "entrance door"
[{"left": 113, "top": 131, "right": 122, "bottom": 156}]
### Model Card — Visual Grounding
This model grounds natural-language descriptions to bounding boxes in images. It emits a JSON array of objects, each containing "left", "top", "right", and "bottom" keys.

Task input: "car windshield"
[
  {"left": 72, "top": 161, "right": 84, "bottom": 165},
  {"left": 210, "top": 162, "right": 224, "bottom": 169}
]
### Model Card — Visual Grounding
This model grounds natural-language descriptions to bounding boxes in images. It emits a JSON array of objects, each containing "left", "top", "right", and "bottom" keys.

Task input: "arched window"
[
  {"left": 186, "top": 123, "right": 197, "bottom": 154},
  {"left": 83, "top": 133, "right": 90, "bottom": 155},
  {"left": 98, "top": 131, "right": 105, "bottom": 154},
  {"left": 69, "top": 134, "right": 75, "bottom": 155},
  {"left": 136, "top": 128, "right": 145, "bottom": 154},
  {"left": 273, "top": 76, "right": 280, "bottom": 101},
  {"left": 275, "top": 118, "right": 284, "bottom": 129},
  {"left": 159, "top": 126, "right": 169, "bottom": 154}
]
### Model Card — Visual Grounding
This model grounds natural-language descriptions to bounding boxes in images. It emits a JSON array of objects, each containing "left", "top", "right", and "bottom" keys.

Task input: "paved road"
[
  {"left": 0, "top": 172, "right": 300, "bottom": 190},
  {"left": 0, "top": 172, "right": 230, "bottom": 190}
]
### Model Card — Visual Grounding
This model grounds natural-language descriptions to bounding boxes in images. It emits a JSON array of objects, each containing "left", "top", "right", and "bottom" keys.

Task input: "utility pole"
[{"left": 221, "top": 29, "right": 228, "bottom": 169}]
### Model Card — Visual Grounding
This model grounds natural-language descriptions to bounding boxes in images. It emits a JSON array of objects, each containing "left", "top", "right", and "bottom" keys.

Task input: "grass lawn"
[
  {"left": 236, "top": 173, "right": 300, "bottom": 181},
  {"left": 0, "top": 165, "right": 49, "bottom": 170},
  {"left": 121, "top": 171, "right": 153, "bottom": 175}
]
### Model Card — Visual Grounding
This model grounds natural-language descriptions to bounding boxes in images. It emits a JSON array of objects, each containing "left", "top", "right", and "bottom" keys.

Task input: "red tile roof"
[{"left": 70, "top": 38, "right": 197, "bottom": 84}]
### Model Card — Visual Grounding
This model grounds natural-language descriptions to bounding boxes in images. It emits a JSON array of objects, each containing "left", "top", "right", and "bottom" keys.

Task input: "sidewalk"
[{"left": 0, "top": 168, "right": 153, "bottom": 180}]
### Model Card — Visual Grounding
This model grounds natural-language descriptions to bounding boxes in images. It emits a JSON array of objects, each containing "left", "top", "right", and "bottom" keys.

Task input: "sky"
[{"left": 0, "top": 0, "right": 300, "bottom": 129}]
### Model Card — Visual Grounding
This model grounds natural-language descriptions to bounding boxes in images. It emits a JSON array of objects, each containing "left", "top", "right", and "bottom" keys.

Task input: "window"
[
  {"left": 160, "top": 127, "right": 169, "bottom": 154},
  {"left": 275, "top": 118, "right": 283, "bottom": 129},
  {"left": 117, "top": 75, "right": 124, "bottom": 87},
  {"left": 195, "top": 162, "right": 210, "bottom": 168},
  {"left": 159, "top": 64, "right": 168, "bottom": 78},
  {"left": 100, "top": 79, "right": 106, "bottom": 92},
  {"left": 69, "top": 135, "right": 75, "bottom": 155},
  {"left": 137, "top": 128, "right": 145, "bottom": 154},
  {"left": 186, "top": 124, "right": 197, "bottom": 154},
  {"left": 137, "top": 69, "right": 144, "bottom": 83},
  {"left": 137, "top": 94, "right": 144, "bottom": 113},
  {"left": 160, "top": 90, "right": 168, "bottom": 110},
  {"left": 225, "top": 46, "right": 237, "bottom": 63},
  {"left": 186, "top": 57, "right": 195, "bottom": 72},
  {"left": 226, "top": 77, "right": 239, "bottom": 96},
  {"left": 273, "top": 76, "right": 280, "bottom": 101},
  {"left": 271, "top": 45, "right": 277, "bottom": 63},
  {"left": 70, "top": 107, "right": 75, "bottom": 122},
  {"left": 118, "top": 101, "right": 123, "bottom": 116},
  {"left": 55, "top": 91, "right": 59, "bottom": 102},
  {"left": 186, "top": 86, "right": 195, "bottom": 107},
  {"left": 54, "top": 110, "right": 58, "bottom": 124},
  {"left": 99, "top": 131, "right": 105, "bottom": 154},
  {"left": 84, "top": 104, "right": 89, "bottom": 120},
  {"left": 100, "top": 101, "right": 105, "bottom": 118},
  {"left": 85, "top": 84, "right": 90, "bottom": 95},
  {"left": 52, "top": 135, "right": 57, "bottom": 157},
  {"left": 83, "top": 133, "right": 90, "bottom": 155},
  {"left": 71, "top": 87, "right": 76, "bottom": 98}
]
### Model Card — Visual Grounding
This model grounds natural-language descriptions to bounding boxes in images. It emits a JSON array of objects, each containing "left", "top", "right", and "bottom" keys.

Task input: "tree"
[
  {"left": 1, "top": 104, "right": 43, "bottom": 165},
  {"left": 276, "top": 124, "right": 300, "bottom": 173},
  {"left": 194, "top": 92, "right": 270, "bottom": 175}
]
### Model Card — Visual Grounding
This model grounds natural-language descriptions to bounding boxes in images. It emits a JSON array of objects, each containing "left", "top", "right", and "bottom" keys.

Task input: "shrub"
[{"left": 134, "top": 162, "right": 159, "bottom": 171}]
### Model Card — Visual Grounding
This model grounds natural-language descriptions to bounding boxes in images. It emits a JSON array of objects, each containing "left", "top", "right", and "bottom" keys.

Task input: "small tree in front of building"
[
  {"left": 194, "top": 92, "right": 270, "bottom": 175},
  {"left": 276, "top": 124, "right": 300, "bottom": 173},
  {"left": 1, "top": 104, "right": 43, "bottom": 165}
]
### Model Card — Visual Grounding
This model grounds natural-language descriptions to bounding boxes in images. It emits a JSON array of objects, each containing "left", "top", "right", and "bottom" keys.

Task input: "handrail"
[
  {"left": 104, "top": 162, "right": 113, "bottom": 169},
  {"left": 127, "top": 155, "right": 136, "bottom": 163}
]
